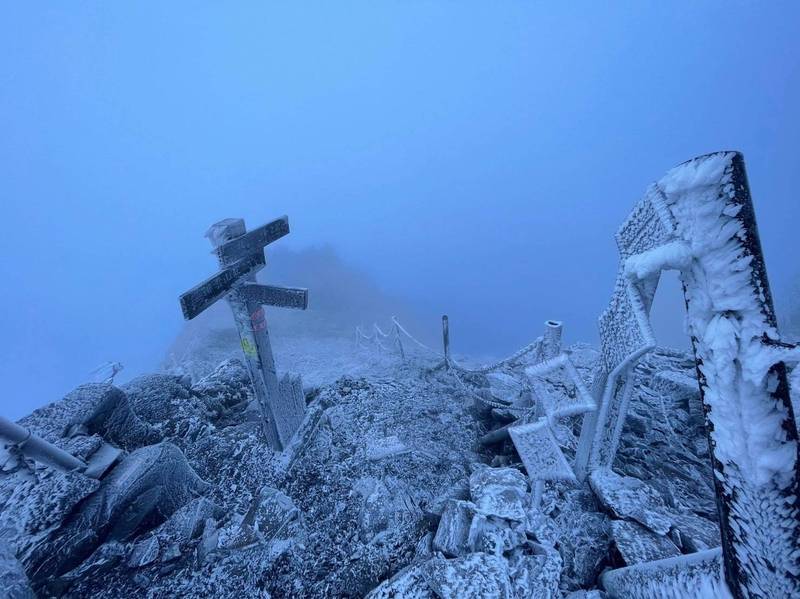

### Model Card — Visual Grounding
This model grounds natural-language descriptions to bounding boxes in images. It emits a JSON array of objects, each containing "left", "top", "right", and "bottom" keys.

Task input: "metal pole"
[
  {"left": 442, "top": 315, "right": 450, "bottom": 364},
  {"left": 0, "top": 416, "right": 86, "bottom": 473},
  {"left": 542, "top": 320, "right": 563, "bottom": 360}
]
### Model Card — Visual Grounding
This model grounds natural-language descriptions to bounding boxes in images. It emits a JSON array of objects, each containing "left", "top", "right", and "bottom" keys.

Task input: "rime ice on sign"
[
  {"left": 509, "top": 418, "right": 576, "bottom": 485},
  {"left": 525, "top": 353, "right": 595, "bottom": 423}
]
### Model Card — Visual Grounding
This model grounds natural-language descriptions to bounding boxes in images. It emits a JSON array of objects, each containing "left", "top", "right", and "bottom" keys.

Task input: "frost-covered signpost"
[{"left": 179, "top": 216, "right": 308, "bottom": 451}]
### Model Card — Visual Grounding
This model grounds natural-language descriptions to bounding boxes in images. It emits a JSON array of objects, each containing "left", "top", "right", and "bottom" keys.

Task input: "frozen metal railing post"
[
  {"left": 0, "top": 416, "right": 87, "bottom": 474},
  {"left": 442, "top": 315, "right": 450, "bottom": 364},
  {"left": 178, "top": 216, "right": 309, "bottom": 450},
  {"left": 542, "top": 320, "right": 562, "bottom": 360}
]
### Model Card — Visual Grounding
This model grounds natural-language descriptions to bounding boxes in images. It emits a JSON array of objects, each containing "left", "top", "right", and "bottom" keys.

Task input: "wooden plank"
[
  {"left": 179, "top": 253, "right": 265, "bottom": 320},
  {"left": 241, "top": 283, "right": 308, "bottom": 310},
  {"left": 214, "top": 215, "right": 289, "bottom": 263}
]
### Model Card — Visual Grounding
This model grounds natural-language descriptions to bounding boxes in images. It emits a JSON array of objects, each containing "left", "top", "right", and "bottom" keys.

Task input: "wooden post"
[
  {"left": 206, "top": 219, "right": 284, "bottom": 449},
  {"left": 442, "top": 315, "right": 450, "bottom": 364},
  {"left": 180, "top": 216, "right": 308, "bottom": 450}
]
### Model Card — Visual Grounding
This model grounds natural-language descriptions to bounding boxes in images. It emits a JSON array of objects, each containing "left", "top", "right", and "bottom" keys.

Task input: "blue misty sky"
[{"left": 1, "top": 2, "right": 799, "bottom": 418}]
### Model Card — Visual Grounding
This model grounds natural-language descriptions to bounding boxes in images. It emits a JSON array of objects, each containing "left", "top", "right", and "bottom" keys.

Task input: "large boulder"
[
  {"left": 26, "top": 442, "right": 209, "bottom": 584},
  {"left": 0, "top": 542, "right": 34, "bottom": 599},
  {"left": 122, "top": 374, "right": 193, "bottom": 426},
  {"left": 77, "top": 384, "right": 161, "bottom": 450}
]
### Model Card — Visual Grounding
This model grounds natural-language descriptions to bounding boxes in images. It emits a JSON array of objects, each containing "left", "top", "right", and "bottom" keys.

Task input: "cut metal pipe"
[
  {"left": 0, "top": 416, "right": 87, "bottom": 474},
  {"left": 442, "top": 315, "right": 450, "bottom": 363},
  {"left": 542, "top": 320, "right": 563, "bottom": 360}
]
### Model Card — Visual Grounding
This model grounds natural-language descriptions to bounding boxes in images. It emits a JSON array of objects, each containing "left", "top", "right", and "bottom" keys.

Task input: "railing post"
[
  {"left": 542, "top": 320, "right": 563, "bottom": 360},
  {"left": 0, "top": 416, "right": 87, "bottom": 474},
  {"left": 393, "top": 318, "right": 406, "bottom": 362},
  {"left": 442, "top": 315, "right": 450, "bottom": 364}
]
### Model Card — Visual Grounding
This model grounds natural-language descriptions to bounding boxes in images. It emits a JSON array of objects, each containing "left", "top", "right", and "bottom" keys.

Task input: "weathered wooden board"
[
  {"left": 214, "top": 215, "right": 289, "bottom": 263},
  {"left": 179, "top": 253, "right": 265, "bottom": 320},
  {"left": 242, "top": 283, "right": 308, "bottom": 310}
]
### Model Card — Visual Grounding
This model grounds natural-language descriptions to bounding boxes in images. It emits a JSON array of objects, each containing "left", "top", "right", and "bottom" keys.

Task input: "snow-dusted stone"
[
  {"left": 122, "top": 374, "right": 193, "bottom": 425},
  {"left": 76, "top": 384, "right": 161, "bottom": 450},
  {"left": 26, "top": 442, "right": 209, "bottom": 582},
  {"left": 413, "top": 532, "right": 434, "bottom": 564},
  {"left": 467, "top": 514, "right": 526, "bottom": 556},
  {"left": 508, "top": 543, "right": 562, "bottom": 599},
  {"left": 601, "top": 547, "right": 728, "bottom": 599},
  {"left": 356, "top": 477, "right": 418, "bottom": 544},
  {"left": 53, "top": 541, "right": 127, "bottom": 591},
  {"left": 556, "top": 509, "right": 609, "bottom": 588},
  {"left": 224, "top": 487, "right": 300, "bottom": 550},
  {"left": 611, "top": 520, "right": 680, "bottom": 566},
  {"left": 249, "top": 486, "right": 300, "bottom": 542},
  {"left": 667, "top": 512, "right": 720, "bottom": 553},
  {"left": 0, "top": 542, "right": 34, "bottom": 599},
  {"left": 423, "top": 552, "right": 512, "bottom": 599},
  {"left": 589, "top": 469, "right": 671, "bottom": 535},
  {"left": 564, "top": 592, "right": 606, "bottom": 599},
  {"left": 509, "top": 419, "right": 576, "bottom": 485},
  {"left": 486, "top": 372, "right": 523, "bottom": 404},
  {"left": 127, "top": 536, "right": 159, "bottom": 568},
  {"left": 196, "top": 518, "right": 220, "bottom": 563},
  {"left": 366, "top": 563, "right": 433, "bottom": 599},
  {"left": 651, "top": 371, "right": 699, "bottom": 411},
  {"left": 151, "top": 496, "right": 224, "bottom": 550},
  {"left": 469, "top": 466, "right": 528, "bottom": 521},
  {"left": 366, "top": 435, "right": 409, "bottom": 461},
  {"left": 432, "top": 499, "right": 475, "bottom": 557},
  {"left": 0, "top": 467, "right": 100, "bottom": 570},
  {"left": 191, "top": 358, "right": 252, "bottom": 417}
]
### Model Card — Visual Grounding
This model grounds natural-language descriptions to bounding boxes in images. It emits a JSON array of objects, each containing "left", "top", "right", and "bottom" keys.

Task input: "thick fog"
[{"left": 2, "top": 3, "right": 799, "bottom": 419}]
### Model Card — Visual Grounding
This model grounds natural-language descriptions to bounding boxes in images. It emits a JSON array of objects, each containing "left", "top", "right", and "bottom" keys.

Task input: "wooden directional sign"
[
  {"left": 179, "top": 253, "right": 266, "bottom": 320},
  {"left": 178, "top": 215, "right": 308, "bottom": 451},
  {"left": 214, "top": 216, "right": 289, "bottom": 263},
  {"left": 241, "top": 283, "right": 308, "bottom": 311}
]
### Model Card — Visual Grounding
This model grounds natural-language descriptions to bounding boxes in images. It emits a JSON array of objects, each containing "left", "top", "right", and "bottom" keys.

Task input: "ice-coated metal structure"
[{"left": 582, "top": 152, "right": 800, "bottom": 598}]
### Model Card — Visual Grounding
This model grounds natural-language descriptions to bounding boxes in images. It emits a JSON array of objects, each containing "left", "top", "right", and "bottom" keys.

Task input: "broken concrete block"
[
  {"left": 589, "top": 469, "right": 672, "bottom": 535},
  {"left": 611, "top": 520, "right": 680, "bottom": 566},
  {"left": 469, "top": 466, "right": 528, "bottom": 521},
  {"left": 432, "top": 499, "right": 474, "bottom": 557}
]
